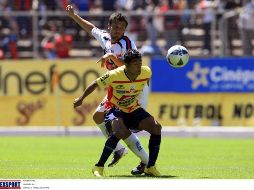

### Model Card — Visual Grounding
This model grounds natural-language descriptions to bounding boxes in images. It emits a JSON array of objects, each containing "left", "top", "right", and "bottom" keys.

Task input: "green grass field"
[{"left": 0, "top": 136, "right": 253, "bottom": 179}]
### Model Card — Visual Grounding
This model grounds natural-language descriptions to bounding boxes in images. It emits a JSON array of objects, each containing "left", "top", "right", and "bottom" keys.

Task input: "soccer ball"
[{"left": 166, "top": 45, "right": 189, "bottom": 68}]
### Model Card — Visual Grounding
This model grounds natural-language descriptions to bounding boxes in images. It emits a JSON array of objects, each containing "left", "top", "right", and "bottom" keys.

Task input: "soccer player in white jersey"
[
  {"left": 66, "top": 5, "right": 149, "bottom": 175},
  {"left": 74, "top": 49, "right": 162, "bottom": 177}
]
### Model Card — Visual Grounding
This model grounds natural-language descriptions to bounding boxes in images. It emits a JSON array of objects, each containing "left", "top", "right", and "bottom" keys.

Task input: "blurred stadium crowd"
[{"left": 0, "top": 0, "right": 253, "bottom": 59}]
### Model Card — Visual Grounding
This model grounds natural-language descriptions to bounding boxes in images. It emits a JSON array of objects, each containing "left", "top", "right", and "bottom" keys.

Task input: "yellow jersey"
[{"left": 96, "top": 65, "right": 151, "bottom": 113}]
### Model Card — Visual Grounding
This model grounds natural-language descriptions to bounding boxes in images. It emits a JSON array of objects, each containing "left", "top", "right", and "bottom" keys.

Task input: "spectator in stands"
[
  {"left": 89, "top": 0, "right": 102, "bottom": 13},
  {"left": 41, "top": 26, "right": 73, "bottom": 59},
  {"left": 195, "top": 0, "right": 217, "bottom": 55},
  {"left": 37, "top": 0, "right": 64, "bottom": 31},
  {"left": 187, "top": 0, "right": 198, "bottom": 9},
  {"left": 10, "top": 0, "right": 32, "bottom": 38},
  {"left": 238, "top": 0, "right": 254, "bottom": 56},
  {"left": 132, "top": 0, "right": 147, "bottom": 10},
  {"left": 54, "top": 29, "right": 73, "bottom": 58},
  {"left": 1, "top": 1, "right": 20, "bottom": 59},
  {"left": 178, "top": 0, "right": 190, "bottom": 45},
  {"left": 0, "top": 2, "right": 7, "bottom": 59},
  {"left": 0, "top": 48, "right": 4, "bottom": 59},
  {"left": 155, "top": 0, "right": 181, "bottom": 52},
  {"left": 41, "top": 24, "right": 56, "bottom": 59},
  {"left": 115, "top": 0, "right": 134, "bottom": 11},
  {"left": 41, "top": 0, "right": 58, "bottom": 10},
  {"left": 2, "top": 13, "right": 19, "bottom": 59},
  {"left": 219, "top": 0, "right": 242, "bottom": 55},
  {"left": 139, "top": 0, "right": 161, "bottom": 55},
  {"left": 55, "top": 0, "right": 70, "bottom": 10},
  {"left": 102, "top": 0, "right": 116, "bottom": 11},
  {"left": 70, "top": 0, "right": 90, "bottom": 11},
  {"left": 0, "top": 0, "right": 8, "bottom": 10}
]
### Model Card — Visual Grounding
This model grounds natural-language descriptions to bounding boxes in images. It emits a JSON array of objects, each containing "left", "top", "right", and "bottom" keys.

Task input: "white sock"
[
  {"left": 97, "top": 122, "right": 125, "bottom": 152},
  {"left": 97, "top": 122, "right": 109, "bottom": 137},
  {"left": 124, "top": 133, "right": 148, "bottom": 165}
]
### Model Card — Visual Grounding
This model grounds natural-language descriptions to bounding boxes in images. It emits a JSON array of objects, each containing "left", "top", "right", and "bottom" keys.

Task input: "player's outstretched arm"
[
  {"left": 96, "top": 53, "right": 124, "bottom": 68},
  {"left": 66, "top": 4, "right": 95, "bottom": 36},
  {"left": 73, "top": 81, "right": 98, "bottom": 108}
]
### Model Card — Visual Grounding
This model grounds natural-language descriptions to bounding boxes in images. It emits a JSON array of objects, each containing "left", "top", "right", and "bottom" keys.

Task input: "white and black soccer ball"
[{"left": 166, "top": 45, "right": 189, "bottom": 68}]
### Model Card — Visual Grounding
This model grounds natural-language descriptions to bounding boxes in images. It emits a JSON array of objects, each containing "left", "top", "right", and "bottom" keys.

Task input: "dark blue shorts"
[{"left": 104, "top": 107, "right": 151, "bottom": 133}]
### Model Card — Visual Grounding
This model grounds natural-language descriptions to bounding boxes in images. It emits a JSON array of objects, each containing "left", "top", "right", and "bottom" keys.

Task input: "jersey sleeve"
[
  {"left": 91, "top": 27, "right": 109, "bottom": 49},
  {"left": 143, "top": 66, "right": 152, "bottom": 78},
  {"left": 96, "top": 71, "right": 112, "bottom": 88},
  {"left": 131, "top": 41, "right": 137, "bottom": 50}
]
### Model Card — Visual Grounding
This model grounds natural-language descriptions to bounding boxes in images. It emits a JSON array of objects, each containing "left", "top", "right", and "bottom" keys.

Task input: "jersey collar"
[
  {"left": 124, "top": 69, "right": 136, "bottom": 82},
  {"left": 111, "top": 35, "right": 124, "bottom": 44}
]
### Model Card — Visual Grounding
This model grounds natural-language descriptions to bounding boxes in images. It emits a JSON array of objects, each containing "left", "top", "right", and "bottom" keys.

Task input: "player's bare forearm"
[
  {"left": 73, "top": 81, "right": 98, "bottom": 108},
  {"left": 71, "top": 14, "right": 95, "bottom": 35},
  {"left": 66, "top": 4, "right": 95, "bottom": 35},
  {"left": 108, "top": 54, "right": 124, "bottom": 67},
  {"left": 97, "top": 53, "right": 124, "bottom": 68}
]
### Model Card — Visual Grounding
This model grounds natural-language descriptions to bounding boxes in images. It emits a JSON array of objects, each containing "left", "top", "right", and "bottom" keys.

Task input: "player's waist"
[{"left": 106, "top": 101, "right": 140, "bottom": 113}]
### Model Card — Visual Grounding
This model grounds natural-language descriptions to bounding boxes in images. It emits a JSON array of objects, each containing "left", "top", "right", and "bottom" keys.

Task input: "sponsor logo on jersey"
[
  {"left": 116, "top": 85, "right": 125, "bottom": 90},
  {"left": 117, "top": 95, "right": 136, "bottom": 107},
  {"left": 116, "top": 90, "right": 127, "bottom": 94},
  {"left": 130, "top": 85, "right": 136, "bottom": 92},
  {"left": 100, "top": 74, "right": 110, "bottom": 83}
]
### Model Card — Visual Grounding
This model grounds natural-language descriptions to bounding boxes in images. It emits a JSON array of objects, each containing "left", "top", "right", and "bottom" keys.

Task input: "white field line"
[{"left": 0, "top": 126, "right": 254, "bottom": 137}]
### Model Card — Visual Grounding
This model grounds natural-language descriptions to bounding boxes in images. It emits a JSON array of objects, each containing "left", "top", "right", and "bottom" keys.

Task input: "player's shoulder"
[
  {"left": 104, "top": 66, "right": 124, "bottom": 81},
  {"left": 141, "top": 66, "right": 152, "bottom": 76},
  {"left": 117, "top": 35, "right": 136, "bottom": 49},
  {"left": 92, "top": 27, "right": 107, "bottom": 34},
  {"left": 142, "top": 66, "right": 151, "bottom": 72},
  {"left": 119, "top": 35, "right": 133, "bottom": 42},
  {"left": 92, "top": 27, "right": 110, "bottom": 37},
  {"left": 108, "top": 66, "right": 125, "bottom": 75}
]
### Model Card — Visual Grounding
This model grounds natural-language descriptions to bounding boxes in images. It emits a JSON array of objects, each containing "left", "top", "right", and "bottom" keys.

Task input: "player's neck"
[
  {"left": 111, "top": 39, "right": 118, "bottom": 44},
  {"left": 111, "top": 39, "right": 120, "bottom": 44},
  {"left": 124, "top": 69, "right": 137, "bottom": 82},
  {"left": 111, "top": 35, "right": 123, "bottom": 44}
]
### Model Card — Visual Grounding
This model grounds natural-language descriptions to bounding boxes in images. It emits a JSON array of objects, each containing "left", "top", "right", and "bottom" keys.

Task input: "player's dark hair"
[
  {"left": 109, "top": 12, "right": 128, "bottom": 27},
  {"left": 123, "top": 49, "right": 142, "bottom": 65}
]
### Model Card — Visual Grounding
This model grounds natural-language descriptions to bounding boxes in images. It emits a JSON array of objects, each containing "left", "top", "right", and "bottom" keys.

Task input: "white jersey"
[
  {"left": 91, "top": 27, "right": 137, "bottom": 70},
  {"left": 91, "top": 27, "right": 148, "bottom": 111}
]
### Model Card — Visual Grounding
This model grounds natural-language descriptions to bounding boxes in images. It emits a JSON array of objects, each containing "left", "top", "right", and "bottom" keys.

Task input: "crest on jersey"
[{"left": 130, "top": 85, "right": 136, "bottom": 92}]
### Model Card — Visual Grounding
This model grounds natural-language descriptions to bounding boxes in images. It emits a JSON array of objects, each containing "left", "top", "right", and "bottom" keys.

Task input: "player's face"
[
  {"left": 108, "top": 20, "right": 126, "bottom": 43},
  {"left": 127, "top": 58, "right": 142, "bottom": 76}
]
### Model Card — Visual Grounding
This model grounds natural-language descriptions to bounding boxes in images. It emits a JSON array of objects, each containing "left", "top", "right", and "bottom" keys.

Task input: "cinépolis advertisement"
[{"left": 149, "top": 57, "right": 254, "bottom": 126}]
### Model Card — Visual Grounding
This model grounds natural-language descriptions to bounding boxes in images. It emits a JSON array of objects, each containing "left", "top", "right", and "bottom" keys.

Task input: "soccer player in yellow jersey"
[
  {"left": 66, "top": 5, "right": 149, "bottom": 173},
  {"left": 74, "top": 49, "right": 161, "bottom": 177}
]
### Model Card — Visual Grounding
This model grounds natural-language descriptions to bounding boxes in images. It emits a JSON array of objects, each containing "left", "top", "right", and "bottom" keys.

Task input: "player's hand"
[
  {"left": 66, "top": 5, "right": 75, "bottom": 18},
  {"left": 96, "top": 53, "right": 114, "bottom": 68},
  {"left": 96, "top": 57, "right": 106, "bottom": 68},
  {"left": 73, "top": 97, "right": 83, "bottom": 108}
]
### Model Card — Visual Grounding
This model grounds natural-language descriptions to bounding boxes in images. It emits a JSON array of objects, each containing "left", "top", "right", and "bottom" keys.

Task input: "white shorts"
[
  {"left": 95, "top": 96, "right": 108, "bottom": 113},
  {"left": 95, "top": 83, "right": 149, "bottom": 113}
]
